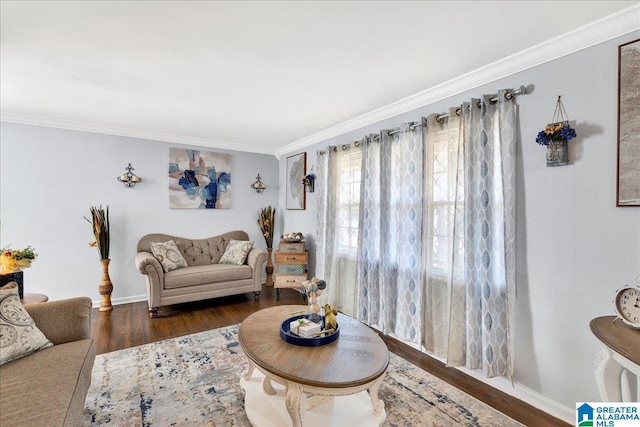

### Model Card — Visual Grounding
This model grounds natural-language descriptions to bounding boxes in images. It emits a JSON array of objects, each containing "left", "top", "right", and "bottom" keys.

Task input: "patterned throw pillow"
[
  {"left": 150, "top": 240, "right": 188, "bottom": 272},
  {"left": 0, "top": 283, "right": 53, "bottom": 365},
  {"left": 219, "top": 240, "right": 254, "bottom": 265}
]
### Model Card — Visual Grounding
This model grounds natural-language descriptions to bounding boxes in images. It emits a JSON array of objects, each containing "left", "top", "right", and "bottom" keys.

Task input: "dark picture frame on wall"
[
  {"left": 616, "top": 38, "right": 640, "bottom": 207},
  {"left": 286, "top": 152, "right": 306, "bottom": 210}
]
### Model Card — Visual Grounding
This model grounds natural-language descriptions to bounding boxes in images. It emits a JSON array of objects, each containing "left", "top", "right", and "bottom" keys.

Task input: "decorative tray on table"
[{"left": 280, "top": 314, "right": 339, "bottom": 347}]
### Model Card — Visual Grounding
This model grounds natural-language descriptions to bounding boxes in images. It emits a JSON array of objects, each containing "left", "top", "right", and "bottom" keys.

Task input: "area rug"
[{"left": 84, "top": 324, "right": 521, "bottom": 426}]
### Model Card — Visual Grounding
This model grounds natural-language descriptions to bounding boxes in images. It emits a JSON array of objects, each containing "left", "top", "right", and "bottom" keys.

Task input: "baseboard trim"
[
  {"left": 456, "top": 366, "right": 574, "bottom": 424},
  {"left": 92, "top": 294, "right": 147, "bottom": 309}
]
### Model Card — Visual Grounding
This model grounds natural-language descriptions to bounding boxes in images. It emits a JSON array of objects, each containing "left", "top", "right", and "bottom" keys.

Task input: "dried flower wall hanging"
[{"left": 536, "top": 96, "right": 576, "bottom": 167}]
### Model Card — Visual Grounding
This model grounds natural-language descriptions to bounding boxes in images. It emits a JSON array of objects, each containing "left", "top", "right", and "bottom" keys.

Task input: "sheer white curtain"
[
  {"left": 422, "top": 108, "right": 466, "bottom": 365},
  {"left": 422, "top": 91, "right": 517, "bottom": 379},
  {"left": 316, "top": 143, "right": 362, "bottom": 316}
]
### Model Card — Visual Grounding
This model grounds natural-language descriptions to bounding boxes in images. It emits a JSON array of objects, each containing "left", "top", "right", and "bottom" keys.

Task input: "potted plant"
[
  {"left": 0, "top": 245, "right": 37, "bottom": 298},
  {"left": 85, "top": 205, "right": 112, "bottom": 311},
  {"left": 0, "top": 246, "right": 37, "bottom": 273},
  {"left": 258, "top": 206, "right": 275, "bottom": 285}
]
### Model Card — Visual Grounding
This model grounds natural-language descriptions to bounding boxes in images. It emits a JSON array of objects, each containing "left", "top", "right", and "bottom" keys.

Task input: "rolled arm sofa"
[
  {"left": 0, "top": 297, "right": 95, "bottom": 427},
  {"left": 135, "top": 230, "right": 267, "bottom": 317}
]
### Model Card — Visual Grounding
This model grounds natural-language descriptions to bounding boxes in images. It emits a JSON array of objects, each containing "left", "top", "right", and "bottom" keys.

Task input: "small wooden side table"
[
  {"left": 273, "top": 241, "right": 308, "bottom": 301},
  {"left": 590, "top": 316, "right": 640, "bottom": 401},
  {"left": 21, "top": 293, "right": 49, "bottom": 304}
]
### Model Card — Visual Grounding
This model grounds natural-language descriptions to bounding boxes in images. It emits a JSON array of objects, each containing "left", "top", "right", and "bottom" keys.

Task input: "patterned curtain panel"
[
  {"left": 422, "top": 91, "right": 517, "bottom": 379},
  {"left": 318, "top": 89, "right": 517, "bottom": 379},
  {"left": 462, "top": 91, "right": 517, "bottom": 378},
  {"left": 357, "top": 124, "right": 424, "bottom": 344}
]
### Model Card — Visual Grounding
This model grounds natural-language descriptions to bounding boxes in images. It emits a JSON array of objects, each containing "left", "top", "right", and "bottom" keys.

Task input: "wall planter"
[
  {"left": 545, "top": 124, "right": 570, "bottom": 167},
  {"left": 536, "top": 96, "right": 576, "bottom": 167}
]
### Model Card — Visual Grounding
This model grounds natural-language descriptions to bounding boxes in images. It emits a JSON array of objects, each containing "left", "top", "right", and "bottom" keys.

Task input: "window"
[
  {"left": 426, "top": 121, "right": 464, "bottom": 274},
  {"left": 336, "top": 147, "right": 362, "bottom": 257}
]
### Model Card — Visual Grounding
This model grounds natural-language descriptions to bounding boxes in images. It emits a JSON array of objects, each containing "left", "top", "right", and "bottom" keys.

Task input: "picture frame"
[
  {"left": 286, "top": 152, "right": 306, "bottom": 210},
  {"left": 168, "top": 148, "right": 232, "bottom": 209},
  {"left": 616, "top": 38, "right": 640, "bottom": 207}
]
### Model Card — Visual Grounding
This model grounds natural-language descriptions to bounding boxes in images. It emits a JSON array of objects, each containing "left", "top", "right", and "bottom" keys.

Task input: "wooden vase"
[
  {"left": 99, "top": 258, "right": 113, "bottom": 312},
  {"left": 265, "top": 248, "right": 274, "bottom": 287}
]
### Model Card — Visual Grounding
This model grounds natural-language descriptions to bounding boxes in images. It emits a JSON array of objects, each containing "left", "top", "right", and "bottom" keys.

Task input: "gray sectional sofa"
[{"left": 0, "top": 297, "right": 95, "bottom": 427}]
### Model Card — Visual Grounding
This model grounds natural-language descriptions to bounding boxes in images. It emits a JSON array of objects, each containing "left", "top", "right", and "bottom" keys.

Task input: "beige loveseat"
[
  {"left": 0, "top": 297, "right": 95, "bottom": 427},
  {"left": 135, "top": 230, "right": 267, "bottom": 317}
]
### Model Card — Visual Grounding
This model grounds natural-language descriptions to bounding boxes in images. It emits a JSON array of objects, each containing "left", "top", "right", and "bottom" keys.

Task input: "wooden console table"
[{"left": 590, "top": 316, "right": 640, "bottom": 401}]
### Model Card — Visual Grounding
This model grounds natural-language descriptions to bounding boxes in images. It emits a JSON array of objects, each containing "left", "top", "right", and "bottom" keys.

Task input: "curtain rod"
[
  {"left": 386, "top": 85, "right": 528, "bottom": 135},
  {"left": 317, "top": 85, "right": 529, "bottom": 152}
]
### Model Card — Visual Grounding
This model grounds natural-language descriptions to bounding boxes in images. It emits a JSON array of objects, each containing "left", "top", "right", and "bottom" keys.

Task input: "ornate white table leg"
[
  {"left": 243, "top": 357, "right": 256, "bottom": 381},
  {"left": 285, "top": 381, "right": 305, "bottom": 427},
  {"left": 594, "top": 348, "right": 625, "bottom": 401},
  {"left": 262, "top": 375, "right": 277, "bottom": 395},
  {"left": 306, "top": 394, "right": 333, "bottom": 411},
  {"left": 368, "top": 371, "right": 386, "bottom": 412}
]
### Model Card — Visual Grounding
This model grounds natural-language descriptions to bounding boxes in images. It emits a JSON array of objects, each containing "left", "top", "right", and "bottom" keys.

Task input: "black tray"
[{"left": 280, "top": 314, "right": 339, "bottom": 347}]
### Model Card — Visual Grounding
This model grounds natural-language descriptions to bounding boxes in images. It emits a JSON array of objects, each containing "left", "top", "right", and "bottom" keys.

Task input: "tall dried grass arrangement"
[
  {"left": 258, "top": 206, "right": 275, "bottom": 249},
  {"left": 85, "top": 205, "right": 110, "bottom": 260}
]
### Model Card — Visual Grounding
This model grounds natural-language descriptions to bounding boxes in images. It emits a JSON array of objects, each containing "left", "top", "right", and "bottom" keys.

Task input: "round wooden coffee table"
[{"left": 238, "top": 305, "right": 389, "bottom": 427}]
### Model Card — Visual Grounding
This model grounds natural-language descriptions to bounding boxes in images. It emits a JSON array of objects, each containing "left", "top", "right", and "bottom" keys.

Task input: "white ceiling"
[{"left": 1, "top": 1, "right": 638, "bottom": 156}]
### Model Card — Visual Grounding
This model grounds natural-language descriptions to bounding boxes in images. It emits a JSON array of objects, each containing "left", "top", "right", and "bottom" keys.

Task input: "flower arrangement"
[
  {"left": 0, "top": 246, "right": 37, "bottom": 274},
  {"left": 302, "top": 276, "right": 327, "bottom": 319},
  {"left": 258, "top": 206, "right": 275, "bottom": 249},
  {"left": 535, "top": 121, "right": 577, "bottom": 146},
  {"left": 302, "top": 173, "right": 315, "bottom": 186},
  {"left": 85, "top": 205, "right": 110, "bottom": 260},
  {"left": 302, "top": 172, "right": 315, "bottom": 193}
]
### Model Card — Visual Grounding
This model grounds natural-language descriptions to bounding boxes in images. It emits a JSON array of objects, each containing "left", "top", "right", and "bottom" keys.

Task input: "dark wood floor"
[{"left": 91, "top": 284, "right": 570, "bottom": 427}]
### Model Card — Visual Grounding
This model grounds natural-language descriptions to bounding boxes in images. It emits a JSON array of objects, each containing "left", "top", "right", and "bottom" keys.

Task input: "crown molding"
[
  {"left": 274, "top": 4, "right": 640, "bottom": 159},
  {"left": 0, "top": 112, "right": 274, "bottom": 155},
  {"left": 2, "top": 5, "right": 638, "bottom": 160}
]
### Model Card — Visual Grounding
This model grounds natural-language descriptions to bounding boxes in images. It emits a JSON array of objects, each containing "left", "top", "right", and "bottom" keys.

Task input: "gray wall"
[
  {"left": 279, "top": 32, "right": 640, "bottom": 421},
  {"left": 0, "top": 124, "right": 279, "bottom": 303}
]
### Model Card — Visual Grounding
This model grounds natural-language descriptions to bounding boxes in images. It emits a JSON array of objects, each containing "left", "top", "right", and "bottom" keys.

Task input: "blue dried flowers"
[{"left": 536, "top": 122, "right": 577, "bottom": 146}]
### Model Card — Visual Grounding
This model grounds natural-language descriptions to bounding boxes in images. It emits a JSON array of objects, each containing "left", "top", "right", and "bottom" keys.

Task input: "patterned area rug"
[{"left": 84, "top": 325, "right": 521, "bottom": 426}]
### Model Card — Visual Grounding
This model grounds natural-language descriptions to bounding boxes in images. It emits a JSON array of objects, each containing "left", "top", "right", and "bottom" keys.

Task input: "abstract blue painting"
[{"left": 169, "top": 148, "right": 231, "bottom": 209}]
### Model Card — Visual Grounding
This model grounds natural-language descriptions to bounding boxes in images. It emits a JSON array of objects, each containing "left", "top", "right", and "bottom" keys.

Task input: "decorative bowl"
[{"left": 282, "top": 238, "right": 304, "bottom": 243}]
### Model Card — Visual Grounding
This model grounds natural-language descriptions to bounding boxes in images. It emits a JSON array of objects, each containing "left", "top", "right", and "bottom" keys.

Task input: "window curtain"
[
  {"left": 422, "top": 90, "right": 517, "bottom": 379},
  {"left": 316, "top": 143, "right": 362, "bottom": 316},
  {"left": 357, "top": 124, "right": 424, "bottom": 344},
  {"left": 317, "top": 89, "right": 517, "bottom": 379}
]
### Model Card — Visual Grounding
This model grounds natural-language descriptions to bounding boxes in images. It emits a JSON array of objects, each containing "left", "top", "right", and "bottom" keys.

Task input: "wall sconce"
[
  {"left": 117, "top": 163, "right": 142, "bottom": 188},
  {"left": 250, "top": 174, "right": 267, "bottom": 193}
]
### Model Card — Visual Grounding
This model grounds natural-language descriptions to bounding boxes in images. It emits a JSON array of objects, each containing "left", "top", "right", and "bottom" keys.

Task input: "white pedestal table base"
[{"left": 240, "top": 370, "right": 386, "bottom": 427}]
